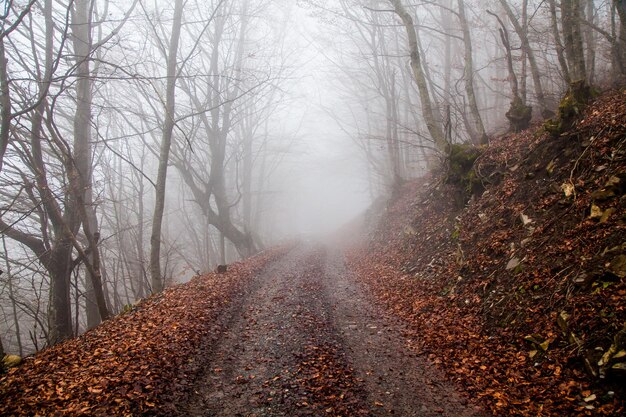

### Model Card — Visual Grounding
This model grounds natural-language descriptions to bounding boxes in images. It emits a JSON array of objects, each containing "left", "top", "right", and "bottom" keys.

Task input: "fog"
[
  {"left": 264, "top": 5, "right": 372, "bottom": 238},
  {"left": 0, "top": 0, "right": 621, "bottom": 353}
]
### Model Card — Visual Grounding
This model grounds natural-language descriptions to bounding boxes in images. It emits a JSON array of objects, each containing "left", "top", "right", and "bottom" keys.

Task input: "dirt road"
[{"left": 178, "top": 245, "right": 482, "bottom": 416}]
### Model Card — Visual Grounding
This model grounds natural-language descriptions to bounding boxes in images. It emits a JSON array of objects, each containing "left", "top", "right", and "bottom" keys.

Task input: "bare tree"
[
  {"left": 457, "top": 0, "right": 487, "bottom": 144},
  {"left": 562, "top": 0, "right": 587, "bottom": 81},
  {"left": 389, "top": 0, "right": 447, "bottom": 154},
  {"left": 148, "top": 0, "right": 185, "bottom": 294},
  {"left": 488, "top": 9, "right": 532, "bottom": 132},
  {"left": 499, "top": 0, "right": 551, "bottom": 117}
]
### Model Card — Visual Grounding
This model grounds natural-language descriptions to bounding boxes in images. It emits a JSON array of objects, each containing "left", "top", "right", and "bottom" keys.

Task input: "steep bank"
[{"left": 348, "top": 90, "right": 626, "bottom": 416}]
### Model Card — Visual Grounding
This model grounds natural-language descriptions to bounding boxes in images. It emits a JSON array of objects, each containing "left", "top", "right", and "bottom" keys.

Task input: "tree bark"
[
  {"left": 457, "top": 0, "right": 487, "bottom": 144},
  {"left": 0, "top": 37, "right": 11, "bottom": 174},
  {"left": 613, "top": 0, "right": 626, "bottom": 74},
  {"left": 2, "top": 235, "right": 23, "bottom": 356},
  {"left": 488, "top": 10, "right": 532, "bottom": 132},
  {"left": 71, "top": 0, "right": 110, "bottom": 325},
  {"left": 562, "top": 0, "right": 587, "bottom": 81},
  {"left": 583, "top": 0, "right": 596, "bottom": 83},
  {"left": 499, "top": 0, "right": 551, "bottom": 117},
  {"left": 389, "top": 0, "right": 447, "bottom": 153},
  {"left": 548, "top": 0, "right": 571, "bottom": 83},
  {"left": 149, "top": 0, "right": 184, "bottom": 294}
]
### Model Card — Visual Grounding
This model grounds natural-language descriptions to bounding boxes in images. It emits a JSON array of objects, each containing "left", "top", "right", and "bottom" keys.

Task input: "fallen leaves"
[
  {"left": 0, "top": 248, "right": 284, "bottom": 415},
  {"left": 348, "top": 90, "right": 626, "bottom": 416}
]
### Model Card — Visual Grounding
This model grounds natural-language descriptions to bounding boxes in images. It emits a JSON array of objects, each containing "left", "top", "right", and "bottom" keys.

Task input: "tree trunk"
[
  {"left": 149, "top": 0, "right": 184, "bottom": 294},
  {"left": 613, "top": 0, "right": 626, "bottom": 75},
  {"left": 562, "top": 0, "right": 587, "bottom": 81},
  {"left": 2, "top": 235, "right": 22, "bottom": 356},
  {"left": 47, "top": 242, "right": 74, "bottom": 344},
  {"left": 458, "top": 0, "right": 487, "bottom": 144},
  {"left": 548, "top": 0, "right": 571, "bottom": 83},
  {"left": 389, "top": 0, "right": 447, "bottom": 153},
  {"left": 72, "top": 0, "right": 109, "bottom": 323},
  {"left": 0, "top": 37, "right": 11, "bottom": 174},
  {"left": 583, "top": 0, "right": 596, "bottom": 83},
  {"left": 488, "top": 10, "right": 532, "bottom": 132},
  {"left": 499, "top": 0, "right": 551, "bottom": 117}
]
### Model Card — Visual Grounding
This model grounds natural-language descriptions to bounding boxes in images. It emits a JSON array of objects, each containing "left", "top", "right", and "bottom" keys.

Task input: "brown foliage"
[
  {"left": 349, "top": 90, "right": 626, "bottom": 416},
  {"left": 0, "top": 249, "right": 283, "bottom": 415}
]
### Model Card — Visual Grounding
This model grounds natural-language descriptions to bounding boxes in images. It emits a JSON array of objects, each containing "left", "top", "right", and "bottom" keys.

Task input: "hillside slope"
[{"left": 349, "top": 90, "right": 626, "bottom": 416}]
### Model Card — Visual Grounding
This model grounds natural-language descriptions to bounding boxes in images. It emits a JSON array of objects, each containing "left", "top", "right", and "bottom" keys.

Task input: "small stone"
[
  {"left": 519, "top": 213, "right": 533, "bottom": 226},
  {"left": 591, "top": 189, "right": 616, "bottom": 201},
  {"left": 572, "top": 272, "right": 591, "bottom": 286},
  {"left": 561, "top": 182, "right": 575, "bottom": 197},
  {"left": 600, "top": 208, "right": 616, "bottom": 223},
  {"left": 589, "top": 204, "right": 603, "bottom": 219},
  {"left": 404, "top": 225, "right": 417, "bottom": 236},
  {"left": 557, "top": 311, "right": 570, "bottom": 333},
  {"left": 609, "top": 255, "right": 626, "bottom": 278},
  {"left": 506, "top": 257, "right": 521, "bottom": 270},
  {"left": 583, "top": 394, "right": 597, "bottom": 403}
]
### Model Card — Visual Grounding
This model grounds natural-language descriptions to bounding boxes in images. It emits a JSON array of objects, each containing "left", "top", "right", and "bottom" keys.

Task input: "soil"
[{"left": 177, "top": 244, "right": 483, "bottom": 417}]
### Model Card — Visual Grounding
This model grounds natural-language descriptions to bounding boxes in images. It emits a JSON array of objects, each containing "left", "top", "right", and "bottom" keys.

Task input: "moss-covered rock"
[
  {"left": 544, "top": 80, "right": 596, "bottom": 136},
  {"left": 506, "top": 96, "right": 533, "bottom": 132},
  {"left": 2, "top": 355, "right": 21, "bottom": 369},
  {"left": 447, "top": 143, "right": 484, "bottom": 205}
]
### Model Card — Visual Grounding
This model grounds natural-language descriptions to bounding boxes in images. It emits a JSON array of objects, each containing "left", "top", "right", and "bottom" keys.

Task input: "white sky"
[{"left": 264, "top": 3, "right": 372, "bottom": 238}]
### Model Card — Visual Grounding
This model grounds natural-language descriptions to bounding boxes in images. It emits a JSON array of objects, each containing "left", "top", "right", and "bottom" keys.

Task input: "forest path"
[{"left": 179, "top": 245, "right": 482, "bottom": 417}]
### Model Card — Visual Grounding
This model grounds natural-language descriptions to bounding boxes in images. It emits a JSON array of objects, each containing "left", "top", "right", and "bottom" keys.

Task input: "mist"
[{"left": 0, "top": 0, "right": 622, "bottom": 355}]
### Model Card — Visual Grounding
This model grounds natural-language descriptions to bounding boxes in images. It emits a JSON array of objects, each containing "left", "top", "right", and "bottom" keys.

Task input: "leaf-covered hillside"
[{"left": 349, "top": 89, "right": 626, "bottom": 416}]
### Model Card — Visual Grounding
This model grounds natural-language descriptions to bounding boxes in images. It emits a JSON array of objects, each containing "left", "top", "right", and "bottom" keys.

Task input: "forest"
[{"left": 0, "top": 0, "right": 625, "bottom": 416}]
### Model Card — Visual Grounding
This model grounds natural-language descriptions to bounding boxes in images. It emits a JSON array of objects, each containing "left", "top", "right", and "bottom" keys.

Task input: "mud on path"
[{"left": 178, "top": 245, "right": 483, "bottom": 417}]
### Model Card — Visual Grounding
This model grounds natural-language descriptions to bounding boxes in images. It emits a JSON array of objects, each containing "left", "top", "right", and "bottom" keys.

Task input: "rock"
[
  {"left": 591, "top": 189, "right": 616, "bottom": 201},
  {"left": 506, "top": 257, "right": 521, "bottom": 271},
  {"left": 561, "top": 182, "right": 575, "bottom": 198},
  {"left": 2, "top": 355, "right": 21, "bottom": 368},
  {"left": 589, "top": 204, "right": 603, "bottom": 219},
  {"left": 600, "top": 208, "right": 616, "bottom": 223},
  {"left": 572, "top": 272, "right": 592, "bottom": 287},
  {"left": 404, "top": 225, "right": 417, "bottom": 236},
  {"left": 557, "top": 311, "right": 570, "bottom": 334},
  {"left": 546, "top": 160, "right": 556, "bottom": 176},
  {"left": 519, "top": 213, "right": 533, "bottom": 226},
  {"left": 609, "top": 255, "right": 626, "bottom": 278}
]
